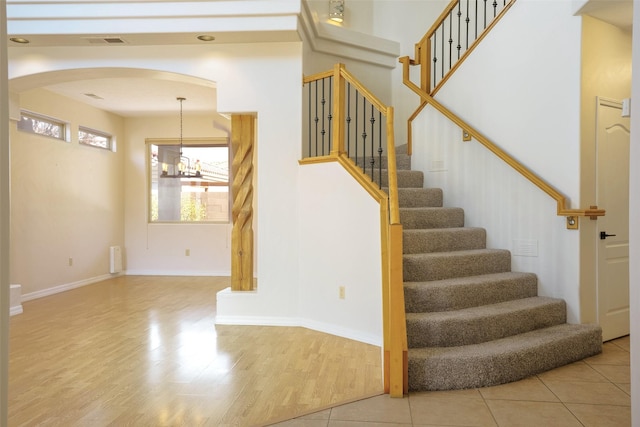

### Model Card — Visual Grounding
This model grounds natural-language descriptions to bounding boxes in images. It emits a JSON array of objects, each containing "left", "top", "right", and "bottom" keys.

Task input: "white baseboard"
[
  {"left": 215, "top": 315, "right": 299, "bottom": 327},
  {"left": 215, "top": 315, "right": 382, "bottom": 347},
  {"left": 300, "top": 318, "right": 382, "bottom": 347},
  {"left": 10, "top": 284, "right": 23, "bottom": 316},
  {"left": 125, "top": 269, "right": 231, "bottom": 277},
  {"left": 21, "top": 273, "right": 116, "bottom": 302}
]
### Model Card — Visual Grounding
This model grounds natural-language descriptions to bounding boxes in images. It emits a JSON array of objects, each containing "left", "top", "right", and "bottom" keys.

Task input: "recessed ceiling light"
[
  {"left": 197, "top": 35, "right": 216, "bottom": 42},
  {"left": 9, "top": 37, "right": 30, "bottom": 44}
]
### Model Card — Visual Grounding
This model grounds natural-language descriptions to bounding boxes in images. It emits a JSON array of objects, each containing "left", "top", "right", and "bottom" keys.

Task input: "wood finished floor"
[{"left": 8, "top": 276, "right": 383, "bottom": 426}]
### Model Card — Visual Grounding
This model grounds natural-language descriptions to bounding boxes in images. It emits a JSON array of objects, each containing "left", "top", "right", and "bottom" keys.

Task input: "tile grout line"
[{"left": 477, "top": 387, "right": 501, "bottom": 427}]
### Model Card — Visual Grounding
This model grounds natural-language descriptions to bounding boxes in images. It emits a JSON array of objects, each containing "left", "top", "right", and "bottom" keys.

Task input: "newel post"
[
  {"left": 330, "top": 63, "right": 346, "bottom": 156},
  {"left": 231, "top": 114, "right": 255, "bottom": 291},
  {"left": 418, "top": 40, "right": 431, "bottom": 94}
]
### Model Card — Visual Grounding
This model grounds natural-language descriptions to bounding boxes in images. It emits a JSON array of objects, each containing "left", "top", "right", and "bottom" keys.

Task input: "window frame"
[
  {"left": 147, "top": 137, "right": 231, "bottom": 224},
  {"left": 17, "top": 110, "right": 69, "bottom": 142},
  {"left": 78, "top": 126, "right": 114, "bottom": 151}
]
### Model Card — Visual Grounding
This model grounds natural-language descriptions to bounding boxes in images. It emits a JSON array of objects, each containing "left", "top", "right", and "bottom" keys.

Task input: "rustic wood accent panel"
[{"left": 231, "top": 114, "right": 255, "bottom": 291}]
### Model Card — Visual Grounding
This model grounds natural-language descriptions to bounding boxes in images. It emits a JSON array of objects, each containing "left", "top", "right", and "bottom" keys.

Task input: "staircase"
[{"left": 382, "top": 145, "right": 602, "bottom": 391}]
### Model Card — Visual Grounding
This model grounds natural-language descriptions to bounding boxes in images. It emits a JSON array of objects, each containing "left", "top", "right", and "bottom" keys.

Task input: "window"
[
  {"left": 79, "top": 126, "right": 113, "bottom": 150},
  {"left": 148, "top": 140, "right": 230, "bottom": 223},
  {"left": 18, "top": 111, "right": 67, "bottom": 141}
]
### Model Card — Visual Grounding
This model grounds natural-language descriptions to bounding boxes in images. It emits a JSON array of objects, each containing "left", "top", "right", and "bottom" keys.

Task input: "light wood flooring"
[{"left": 8, "top": 276, "right": 383, "bottom": 426}]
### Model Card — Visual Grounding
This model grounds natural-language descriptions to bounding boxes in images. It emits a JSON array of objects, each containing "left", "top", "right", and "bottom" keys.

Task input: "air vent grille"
[{"left": 83, "top": 37, "right": 127, "bottom": 45}]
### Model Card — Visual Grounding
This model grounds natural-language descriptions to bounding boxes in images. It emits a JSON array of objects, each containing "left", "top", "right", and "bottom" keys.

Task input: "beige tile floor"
[{"left": 269, "top": 336, "right": 631, "bottom": 427}]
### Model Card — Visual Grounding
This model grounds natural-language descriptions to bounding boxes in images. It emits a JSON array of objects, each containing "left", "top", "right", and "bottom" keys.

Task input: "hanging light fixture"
[
  {"left": 329, "top": 0, "right": 345, "bottom": 23},
  {"left": 161, "top": 97, "right": 199, "bottom": 178}
]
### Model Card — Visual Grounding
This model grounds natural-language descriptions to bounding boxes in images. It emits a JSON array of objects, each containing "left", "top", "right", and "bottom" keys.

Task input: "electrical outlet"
[
  {"left": 339, "top": 286, "right": 345, "bottom": 299},
  {"left": 185, "top": 249, "right": 190, "bottom": 256},
  {"left": 68, "top": 257, "right": 73, "bottom": 266}
]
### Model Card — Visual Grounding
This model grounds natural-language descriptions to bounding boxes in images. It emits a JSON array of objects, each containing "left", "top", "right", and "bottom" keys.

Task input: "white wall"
[
  {"left": 410, "top": 0, "right": 584, "bottom": 322},
  {"left": 1, "top": 0, "right": 11, "bottom": 420},
  {"left": 299, "top": 0, "right": 400, "bottom": 106},
  {"left": 10, "top": 88, "right": 125, "bottom": 298},
  {"left": 630, "top": 1, "right": 639, "bottom": 421},
  {"left": 307, "top": 0, "right": 374, "bottom": 34},
  {"left": 124, "top": 115, "right": 232, "bottom": 276},
  {"left": 298, "top": 162, "right": 382, "bottom": 345},
  {"left": 217, "top": 160, "right": 384, "bottom": 345},
  {"left": 372, "top": 0, "right": 450, "bottom": 146}
]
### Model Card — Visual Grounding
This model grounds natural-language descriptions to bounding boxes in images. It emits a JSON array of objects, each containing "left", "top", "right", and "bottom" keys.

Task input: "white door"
[{"left": 596, "top": 97, "right": 630, "bottom": 341}]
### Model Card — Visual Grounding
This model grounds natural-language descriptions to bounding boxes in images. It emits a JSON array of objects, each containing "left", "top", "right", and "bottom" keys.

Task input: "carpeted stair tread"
[
  {"left": 404, "top": 272, "right": 538, "bottom": 312},
  {"left": 406, "top": 296, "right": 566, "bottom": 348},
  {"left": 382, "top": 187, "right": 443, "bottom": 208},
  {"left": 400, "top": 207, "right": 464, "bottom": 229},
  {"left": 404, "top": 249, "right": 511, "bottom": 282},
  {"left": 407, "top": 323, "right": 602, "bottom": 391},
  {"left": 404, "top": 227, "right": 485, "bottom": 254}
]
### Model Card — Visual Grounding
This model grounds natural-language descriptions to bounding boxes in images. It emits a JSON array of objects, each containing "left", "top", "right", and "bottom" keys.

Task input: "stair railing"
[
  {"left": 407, "top": 0, "right": 516, "bottom": 155},
  {"left": 402, "top": 0, "right": 604, "bottom": 228},
  {"left": 400, "top": 57, "right": 605, "bottom": 228},
  {"left": 302, "top": 63, "right": 408, "bottom": 397}
]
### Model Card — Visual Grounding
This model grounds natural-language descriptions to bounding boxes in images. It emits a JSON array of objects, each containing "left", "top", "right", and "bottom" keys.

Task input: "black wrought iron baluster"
[
  {"left": 432, "top": 32, "right": 438, "bottom": 89},
  {"left": 484, "top": 0, "right": 488, "bottom": 29},
  {"left": 475, "top": 0, "right": 478, "bottom": 39},
  {"left": 441, "top": 23, "right": 445, "bottom": 79},
  {"left": 377, "top": 111, "right": 382, "bottom": 189},
  {"left": 328, "top": 77, "right": 333, "bottom": 154},
  {"left": 361, "top": 96, "right": 367, "bottom": 174},
  {"left": 493, "top": 0, "right": 498, "bottom": 17},
  {"left": 308, "top": 82, "right": 311, "bottom": 157},
  {"left": 369, "top": 105, "right": 375, "bottom": 180},
  {"left": 355, "top": 89, "right": 359, "bottom": 167},
  {"left": 321, "top": 78, "right": 326, "bottom": 156},
  {"left": 465, "top": 0, "right": 470, "bottom": 49},
  {"left": 448, "top": 11, "right": 453, "bottom": 73},
  {"left": 457, "top": 2, "right": 462, "bottom": 59},
  {"left": 314, "top": 81, "right": 319, "bottom": 157},
  {"left": 346, "top": 82, "right": 352, "bottom": 157}
]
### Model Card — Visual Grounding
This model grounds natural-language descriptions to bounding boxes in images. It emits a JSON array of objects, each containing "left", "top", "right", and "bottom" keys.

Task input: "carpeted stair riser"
[
  {"left": 403, "top": 249, "right": 511, "bottom": 282},
  {"left": 404, "top": 227, "right": 486, "bottom": 254},
  {"left": 406, "top": 296, "right": 567, "bottom": 348},
  {"left": 380, "top": 169, "right": 424, "bottom": 188},
  {"left": 395, "top": 188, "right": 443, "bottom": 208},
  {"left": 407, "top": 324, "right": 602, "bottom": 391},
  {"left": 404, "top": 272, "right": 538, "bottom": 313},
  {"left": 400, "top": 207, "right": 464, "bottom": 230}
]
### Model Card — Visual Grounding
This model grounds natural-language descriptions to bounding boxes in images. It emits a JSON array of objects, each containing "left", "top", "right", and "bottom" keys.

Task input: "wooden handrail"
[
  {"left": 417, "top": 0, "right": 460, "bottom": 50},
  {"left": 302, "top": 64, "right": 408, "bottom": 396},
  {"left": 400, "top": 57, "right": 605, "bottom": 228}
]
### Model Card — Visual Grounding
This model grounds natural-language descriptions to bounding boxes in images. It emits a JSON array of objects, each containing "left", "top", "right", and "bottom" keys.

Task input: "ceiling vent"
[
  {"left": 83, "top": 37, "right": 127, "bottom": 45},
  {"left": 84, "top": 93, "right": 104, "bottom": 100}
]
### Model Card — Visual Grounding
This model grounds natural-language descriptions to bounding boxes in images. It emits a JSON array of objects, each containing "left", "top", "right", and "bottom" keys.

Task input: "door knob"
[{"left": 600, "top": 231, "right": 617, "bottom": 240}]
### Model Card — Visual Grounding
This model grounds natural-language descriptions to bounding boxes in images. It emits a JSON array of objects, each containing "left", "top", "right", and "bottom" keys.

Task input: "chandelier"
[{"left": 160, "top": 97, "right": 201, "bottom": 178}]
